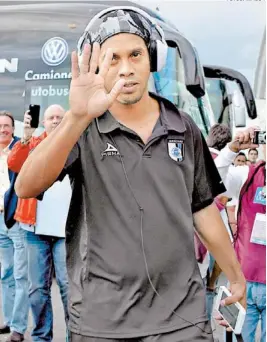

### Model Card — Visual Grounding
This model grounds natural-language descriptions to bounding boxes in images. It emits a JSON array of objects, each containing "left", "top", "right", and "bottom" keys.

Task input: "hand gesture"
[
  {"left": 229, "top": 127, "right": 259, "bottom": 152},
  {"left": 23, "top": 110, "right": 35, "bottom": 140},
  {"left": 69, "top": 43, "right": 125, "bottom": 121}
]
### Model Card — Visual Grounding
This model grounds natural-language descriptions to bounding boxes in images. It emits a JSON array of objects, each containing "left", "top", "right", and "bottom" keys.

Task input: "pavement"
[
  {"left": 0, "top": 277, "right": 262, "bottom": 342},
  {"left": 0, "top": 281, "right": 67, "bottom": 342}
]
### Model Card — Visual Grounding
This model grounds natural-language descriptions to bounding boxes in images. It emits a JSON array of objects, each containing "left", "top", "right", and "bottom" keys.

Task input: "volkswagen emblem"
[{"left": 41, "top": 37, "right": 69, "bottom": 66}]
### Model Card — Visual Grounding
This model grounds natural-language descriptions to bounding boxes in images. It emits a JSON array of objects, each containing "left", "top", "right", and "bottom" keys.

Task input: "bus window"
[
  {"left": 205, "top": 78, "right": 225, "bottom": 123},
  {"left": 205, "top": 77, "right": 248, "bottom": 131},
  {"left": 149, "top": 46, "right": 213, "bottom": 136},
  {"left": 25, "top": 79, "right": 71, "bottom": 120}
]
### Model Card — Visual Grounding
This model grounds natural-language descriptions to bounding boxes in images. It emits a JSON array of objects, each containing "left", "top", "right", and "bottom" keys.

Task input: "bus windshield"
[
  {"left": 149, "top": 46, "right": 213, "bottom": 136},
  {"left": 205, "top": 77, "right": 248, "bottom": 129}
]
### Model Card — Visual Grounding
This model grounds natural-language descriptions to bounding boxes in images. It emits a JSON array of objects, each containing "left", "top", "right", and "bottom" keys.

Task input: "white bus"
[{"left": 0, "top": 0, "right": 255, "bottom": 138}]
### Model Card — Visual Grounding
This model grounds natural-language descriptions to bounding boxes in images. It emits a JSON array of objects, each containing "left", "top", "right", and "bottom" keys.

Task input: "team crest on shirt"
[{"left": 168, "top": 139, "right": 184, "bottom": 162}]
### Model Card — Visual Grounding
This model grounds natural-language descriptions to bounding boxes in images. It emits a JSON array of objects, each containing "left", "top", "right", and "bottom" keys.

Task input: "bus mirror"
[{"left": 232, "top": 91, "right": 246, "bottom": 127}]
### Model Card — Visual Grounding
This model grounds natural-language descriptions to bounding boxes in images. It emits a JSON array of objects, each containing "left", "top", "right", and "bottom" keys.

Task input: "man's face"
[
  {"left": 43, "top": 108, "right": 64, "bottom": 135},
  {"left": 234, "top": 155, "right": 247, "bottom": 167},
  {"left": 248, "top": 150, "right": 258, "bottom": 164},
  {"left": 0, "top": 116, "right": 14, "bottom": 146},
  {"left": 100, "top": 33, "right": 151, "bottom": 105}
]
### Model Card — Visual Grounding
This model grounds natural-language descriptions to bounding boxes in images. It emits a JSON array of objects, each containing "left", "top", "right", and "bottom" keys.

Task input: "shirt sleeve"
[
  {"left": 192, "top": 128, "right": 226, "bottom": 213},
  {"left": 213, "top": 145, "right": 238, "bottom": 183},
  {"left": 224, "top": 165, "right": 249, "bottom": 215},
  {"left": 57, "top": 143, "right": 80, "bottom": 181}
]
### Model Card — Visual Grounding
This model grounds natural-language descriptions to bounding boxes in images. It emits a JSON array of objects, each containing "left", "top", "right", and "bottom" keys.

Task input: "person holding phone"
[
  {"left": 0, "top": 111, "right": 29, "bottom": 342},
  {"left": 8, "top": 105, "right": 71, "bottom": 342},
  {"left": 14, "top": 7, "right": 247, "bottom": 342},
  {"left": 220, "top": 144, "right": 266, "bottom": 341}
]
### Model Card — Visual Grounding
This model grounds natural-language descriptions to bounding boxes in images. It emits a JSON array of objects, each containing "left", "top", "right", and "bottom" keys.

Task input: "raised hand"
[
  {"left": 23, "top": 110, "right": 36, "bottom": 141},
  {"left": 69, "top": 42, "right": 125, "bottom": 121},
  {"left": 229, "top": 127, "right": 260, "bottom": 153}
]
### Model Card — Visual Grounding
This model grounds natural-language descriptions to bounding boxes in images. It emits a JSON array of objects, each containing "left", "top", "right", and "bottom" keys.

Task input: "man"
[
  {"left": 233, "top": 152, "right": 247, "bottom": 167},
  {"left": 199, "top": 123, "right": 233, "bottom": 318},
  {"left": 0, "top": 111, "right": 29, "bottom": 342},
  {"left": 248, "top": 148, "right": 258, "bottom": 164},
  {"left": 15, "top": 8, "right": 246, "bottom": 342},
  {"left": 224, "top": 145, "right": 266, "bottom": 342},
  {"left": 206, "top": 123, "right": 232, "bottom": 155},
  {"left": 8, "top": 105, "right": 71, "bottom": 342}
]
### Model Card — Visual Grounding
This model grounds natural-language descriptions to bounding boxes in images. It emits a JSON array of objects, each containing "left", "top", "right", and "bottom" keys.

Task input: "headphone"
[{"left": 77, "top": 6, "right": 168, "bottom": 72}]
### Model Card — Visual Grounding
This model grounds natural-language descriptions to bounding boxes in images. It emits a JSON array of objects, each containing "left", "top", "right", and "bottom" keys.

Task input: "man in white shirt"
[{"left": 0, "top": 111, "right": 29, "bottom": 342}]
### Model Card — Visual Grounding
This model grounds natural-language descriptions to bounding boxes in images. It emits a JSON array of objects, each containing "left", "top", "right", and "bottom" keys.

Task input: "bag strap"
[
  {"left": 239, "top": 161, "right": 265, "bottom": 200},
  {"left": 225, "top": 331, "right": 244, "bottom": 342},
  {"left": 235, "top": 334, "right": 244, "bottom": 342}
]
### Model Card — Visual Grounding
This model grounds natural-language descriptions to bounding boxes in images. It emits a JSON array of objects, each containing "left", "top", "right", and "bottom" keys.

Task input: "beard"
[{"left": 118, "top": 94, "right": 143, "bottom": 105}]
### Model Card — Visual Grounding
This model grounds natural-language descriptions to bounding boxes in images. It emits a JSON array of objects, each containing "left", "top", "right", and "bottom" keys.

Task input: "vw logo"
[{"left": 41, "top": 37, "right": 68, "bottom": 66}]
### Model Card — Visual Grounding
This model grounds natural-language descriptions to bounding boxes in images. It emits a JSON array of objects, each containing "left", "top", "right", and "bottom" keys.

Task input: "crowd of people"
[
  {"left": 196, "top": 124, "right": 266, "bottom": 342},
  {"left": 0, "top": 5, "right": 265, "bottom": 342},
  {"left": 0, "top": 106, "right": 71, "bottom": 341}
]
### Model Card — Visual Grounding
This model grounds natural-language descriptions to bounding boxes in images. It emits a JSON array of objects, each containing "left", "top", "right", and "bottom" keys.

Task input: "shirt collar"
[
  {"left": 2, "top": 138, "right": 14, "bottom": 154},
  {"left": 96, "top": 92, "right": 186, "bottom": 134},
  {"left": 209, "top": 147, "right": 220, "bottom": 155}
]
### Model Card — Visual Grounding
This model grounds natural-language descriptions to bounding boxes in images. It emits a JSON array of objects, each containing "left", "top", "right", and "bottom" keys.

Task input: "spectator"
[
  {"left": 8, "top": 105, "right": 71, "bottom": 342},
  {"left": 0, "top": 111, "right": 29, "bottom": 342},
  {"left": 206, "top": 123, "right": 232, "bottom": 154},
  {"left": 199, "top": 123, "right": 232, "bottom": 318},
  {"left": 248, "top": 148, "right": 258, "bottom": 164},
  {"left": 201, "top": 125, "right": 257, "bottom": 319},
  {"left": 224, "top": 144, "right": 266, "bottom": 341},
  {"left": 234, "top": 152, "right": 247, "bottom": 167},
  {"left": 15, "top": 8, "right": 246, "bottom": 342}
]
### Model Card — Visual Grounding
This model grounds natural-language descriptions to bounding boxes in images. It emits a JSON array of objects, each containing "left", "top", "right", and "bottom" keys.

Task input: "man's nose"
[{"left": 119, "top": 59, "right": 134, "bottom": 77}]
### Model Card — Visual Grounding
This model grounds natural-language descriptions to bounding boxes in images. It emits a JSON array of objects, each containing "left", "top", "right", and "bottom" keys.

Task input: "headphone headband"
[
  {"left": 78, "top": 6, "right": 166, "bottom": 50},
  {"left": 77, "top": 5, "right": 168, "bottom": 72}
]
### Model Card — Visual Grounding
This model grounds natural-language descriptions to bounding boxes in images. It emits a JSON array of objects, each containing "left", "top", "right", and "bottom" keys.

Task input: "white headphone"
[{"left": 77, "top": 6, "right": 168, "bottom": 72}]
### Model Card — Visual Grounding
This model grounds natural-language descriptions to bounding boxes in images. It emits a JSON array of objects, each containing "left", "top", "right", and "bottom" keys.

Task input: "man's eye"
[{"left": 131, "top": 51, "right": 141, "bottom": 58}]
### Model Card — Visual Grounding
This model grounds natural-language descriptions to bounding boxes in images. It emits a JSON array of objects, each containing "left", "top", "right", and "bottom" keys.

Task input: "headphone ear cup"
[{"left": 149, "top": 40, "right": 158, "bottom": 72}]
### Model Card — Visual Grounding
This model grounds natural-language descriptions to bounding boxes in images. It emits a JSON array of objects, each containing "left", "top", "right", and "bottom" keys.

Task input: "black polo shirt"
[{"left": 61, "top": 93, "right": 225, "bottom": 338}]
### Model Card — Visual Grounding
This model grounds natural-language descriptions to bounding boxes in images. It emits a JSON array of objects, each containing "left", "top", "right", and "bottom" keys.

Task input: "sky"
[{"left": 135, "top": 0, "right": 266, "bottom": 88}]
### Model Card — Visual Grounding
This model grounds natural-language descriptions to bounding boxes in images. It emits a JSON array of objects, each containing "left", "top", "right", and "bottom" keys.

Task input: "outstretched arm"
[{"left": 15, "top": 43, "right": 125, "bottom": 198}]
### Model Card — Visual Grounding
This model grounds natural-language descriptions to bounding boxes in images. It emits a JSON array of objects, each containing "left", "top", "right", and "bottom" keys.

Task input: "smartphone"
[
  {"left": 214, "top": 286, "right": 246, "bottom": 335},
  {"left": 253, "top": 130, "right": 266, "bottom": 145},
  {"left": 28, "top": 104, "right": 40, "bottom": 128}
]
